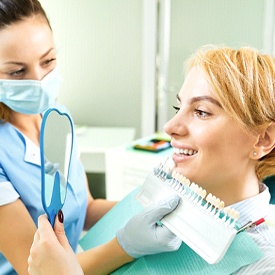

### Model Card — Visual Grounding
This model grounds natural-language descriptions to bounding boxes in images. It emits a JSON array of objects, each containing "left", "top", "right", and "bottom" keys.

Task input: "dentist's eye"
[
  {"left": 10, "top": 68, "right": 25, "bottom": 76},
  {"left": 44, "top": 58, "right": 56, "bottom": 65},
  {"left": 173, "top": 106, "right": 180, "bottom": 114},
  {"left": 194, "top": 109, "right": 210, "bottom": 118}
]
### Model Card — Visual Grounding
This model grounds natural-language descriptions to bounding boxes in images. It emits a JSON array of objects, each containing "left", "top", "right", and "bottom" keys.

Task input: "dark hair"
[
  {"left": 0, "top": 0, "right": 50, "bottom": 123},
  {"left": 0, "top": 0, "right": 50, "bottom": 29}
]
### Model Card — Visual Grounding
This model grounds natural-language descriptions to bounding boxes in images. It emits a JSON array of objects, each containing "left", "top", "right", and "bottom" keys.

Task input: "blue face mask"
[{"left": 0, "top": 67, "right": 62, "bottom": 114}]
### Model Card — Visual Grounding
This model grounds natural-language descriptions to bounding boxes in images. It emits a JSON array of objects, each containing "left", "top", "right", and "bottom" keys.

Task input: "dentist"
[{"left": 0, "top": 0, "right": 181, "bottom": 274}]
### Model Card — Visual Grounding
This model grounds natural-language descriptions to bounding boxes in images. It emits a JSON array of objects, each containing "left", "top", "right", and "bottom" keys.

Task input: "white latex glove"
[{"left": 116, "top": 194, "right": 181, "bottom": 258}]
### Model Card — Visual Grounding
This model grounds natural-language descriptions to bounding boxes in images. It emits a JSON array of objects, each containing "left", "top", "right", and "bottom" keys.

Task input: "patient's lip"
[{"left": 170, "top": 140, "right": 197, "bottom": 152}]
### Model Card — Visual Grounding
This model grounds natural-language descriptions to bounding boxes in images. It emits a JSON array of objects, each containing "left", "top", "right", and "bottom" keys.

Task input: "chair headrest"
[{"left": 263, "top": 175, "right": 275, "bottom": 204}]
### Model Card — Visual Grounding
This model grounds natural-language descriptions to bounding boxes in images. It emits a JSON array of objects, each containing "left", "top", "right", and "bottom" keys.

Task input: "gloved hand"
[{"left": 116, "top": 194, "right": 182, "bottom": 258}]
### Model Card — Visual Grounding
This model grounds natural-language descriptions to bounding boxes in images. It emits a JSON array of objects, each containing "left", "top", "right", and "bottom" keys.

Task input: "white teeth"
[
  {"left": 174, "top": 147, "right": 197, "bottom": 156},
  {"left": 183, "top": 149, "right": 188, "bottom": 154}
]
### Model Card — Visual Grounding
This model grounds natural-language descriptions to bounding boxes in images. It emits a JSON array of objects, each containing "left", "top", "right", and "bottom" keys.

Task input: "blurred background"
[{"left": 40, "top": 0, "right": 275, "bottom": 198}]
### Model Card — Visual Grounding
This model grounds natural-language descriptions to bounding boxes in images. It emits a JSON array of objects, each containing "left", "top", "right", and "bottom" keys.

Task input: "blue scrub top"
[{"left": 0, "top": 105, "right": 88, "bottom": 275}]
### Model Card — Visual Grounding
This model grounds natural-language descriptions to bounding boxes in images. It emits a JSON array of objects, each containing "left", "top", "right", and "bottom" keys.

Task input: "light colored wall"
[
  {"left": 167, "top": 0, "right": 265, "bottom": 120},
  {"left": 40, "top": 0, "right": 142, "bottom": 137},
  {"left": 40, "top": 0, "right": 266, "bottom": 138}
]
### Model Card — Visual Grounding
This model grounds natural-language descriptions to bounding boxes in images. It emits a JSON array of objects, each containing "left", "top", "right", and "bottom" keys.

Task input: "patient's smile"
[{"left": 173, "top": 147, "right": 198, "bottom": 156}]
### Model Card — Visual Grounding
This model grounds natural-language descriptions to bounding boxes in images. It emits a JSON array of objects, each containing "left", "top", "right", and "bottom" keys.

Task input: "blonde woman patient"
[{"left": 29, "top": 44, "right": 275, "bottom": 274}]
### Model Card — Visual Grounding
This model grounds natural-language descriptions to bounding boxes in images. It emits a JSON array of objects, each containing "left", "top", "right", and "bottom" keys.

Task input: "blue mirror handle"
[{"left": 46, "top": 171, "right": 63, "bottom": 226}]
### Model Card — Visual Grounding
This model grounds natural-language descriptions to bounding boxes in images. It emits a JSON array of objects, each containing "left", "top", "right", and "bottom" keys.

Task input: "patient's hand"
[{"left": 28, "top": 213, "right": 83, "bottom": 275}]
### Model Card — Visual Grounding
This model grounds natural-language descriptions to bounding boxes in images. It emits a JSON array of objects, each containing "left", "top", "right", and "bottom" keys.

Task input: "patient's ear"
[{"left": 253, "top": 123, "right": 275, "bottom": 157}]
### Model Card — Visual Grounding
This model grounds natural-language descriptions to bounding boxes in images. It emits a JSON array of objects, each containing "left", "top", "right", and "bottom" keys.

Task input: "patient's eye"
[
  {"left": 173, "top": 106, "right": 180, "bottom": 114},
  {"left": 194, "top": 109, "right": 210, "bottom": 118}
]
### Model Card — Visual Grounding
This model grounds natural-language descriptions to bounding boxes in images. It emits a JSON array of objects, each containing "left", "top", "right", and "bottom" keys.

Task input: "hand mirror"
[{"left": 40, "top": 108, "right": 74, "bottom": 226}]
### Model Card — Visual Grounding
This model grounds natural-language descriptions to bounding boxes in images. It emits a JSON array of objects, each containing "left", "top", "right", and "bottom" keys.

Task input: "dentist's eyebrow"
[
  {"left": 39, "top": 48, "right": 55, "bottom": 60},
  {"left": 4, "top": 61, "right": 25, "bottom": 65},
  {"left": 4, "top": 48, "right": 55, "bottom": 65}
]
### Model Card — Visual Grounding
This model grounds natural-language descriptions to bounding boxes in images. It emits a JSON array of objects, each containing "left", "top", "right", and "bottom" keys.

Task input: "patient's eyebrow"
[
  {"left": 176, "top": 94, "right": 222, "bottom": 108},
  {"left": 189, "top": 96, "right": 222, "bottom": 108}
]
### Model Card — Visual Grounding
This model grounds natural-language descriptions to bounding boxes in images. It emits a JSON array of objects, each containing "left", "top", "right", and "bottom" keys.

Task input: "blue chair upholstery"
[{"left": 263, "top": 175, "right": 275, "bottom": 204}]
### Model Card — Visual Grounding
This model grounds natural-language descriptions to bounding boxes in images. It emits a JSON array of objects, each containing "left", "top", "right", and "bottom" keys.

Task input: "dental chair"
[{"left": 263, "top": 175, "right": 275, "bottom": 204}]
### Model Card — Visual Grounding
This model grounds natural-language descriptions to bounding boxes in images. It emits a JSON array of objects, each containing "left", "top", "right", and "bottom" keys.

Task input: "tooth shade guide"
[
  {"left": 185, "top": 180, "right": 236, "bottom": 223},
  {"left": 154, "top": 157, "right": 240, "bottom": 225},
  {"left": 172, "top": 170, "right": 239, "bottom": 225},
  {"left": 136, "top": 162, "right": 241, "bottom": 264}
]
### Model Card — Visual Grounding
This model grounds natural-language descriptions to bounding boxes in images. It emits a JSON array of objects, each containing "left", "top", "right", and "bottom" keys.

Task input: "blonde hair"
[{"left": 186, "top": 46, "right": 275, "bottom": 180}]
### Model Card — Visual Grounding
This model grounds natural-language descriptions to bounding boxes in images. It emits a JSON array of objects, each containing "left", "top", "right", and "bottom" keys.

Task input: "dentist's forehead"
[{"left": 0, "top": 17, "right": 54, "bottom": 60}]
